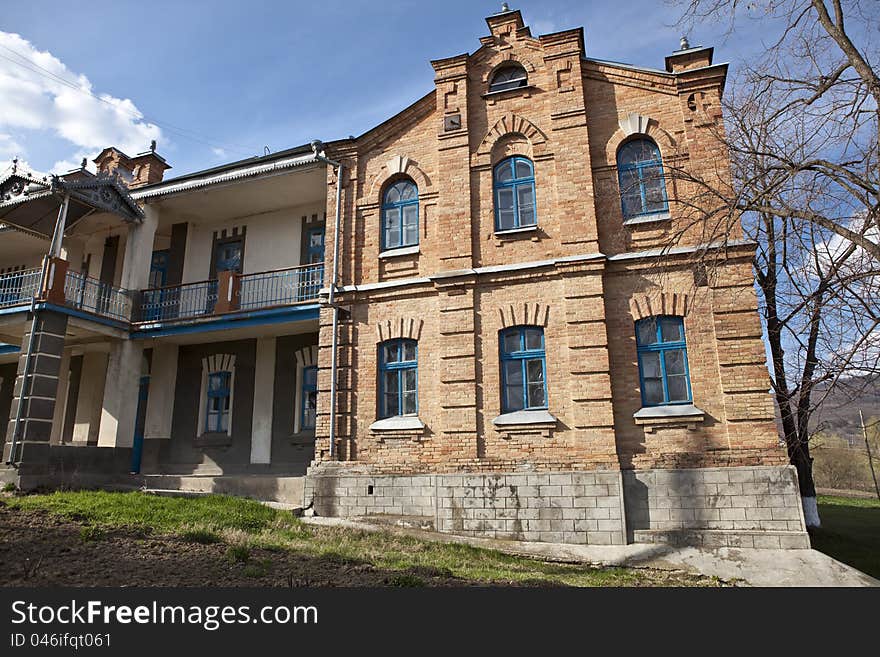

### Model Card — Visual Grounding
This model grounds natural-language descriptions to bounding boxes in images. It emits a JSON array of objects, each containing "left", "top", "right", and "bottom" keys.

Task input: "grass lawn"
[
  {"left": 0, "top": 491, "right": 717, "bottom": 587},
  {"left": 811, "top": 495, "right": 880, "bottom": 580}
]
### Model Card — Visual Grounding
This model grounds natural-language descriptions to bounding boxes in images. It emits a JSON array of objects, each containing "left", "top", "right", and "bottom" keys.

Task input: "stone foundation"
[{"left": 305, "top": 464, "right": 810, "bottom": 549}]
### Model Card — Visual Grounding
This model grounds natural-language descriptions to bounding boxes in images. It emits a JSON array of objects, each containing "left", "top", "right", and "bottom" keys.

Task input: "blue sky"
[{"left": 0, "top": 0, "right": 785, "bottom": 178}]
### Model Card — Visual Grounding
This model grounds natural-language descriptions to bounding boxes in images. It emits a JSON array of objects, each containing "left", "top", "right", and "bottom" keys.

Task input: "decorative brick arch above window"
[
  {"left": 475, "top": 113, "right": 549, "bottom": 166},
  {"left": 366, "top": 155, "right": 432, "bottom": 201},
  {"left": 197, "top": 353, "right": 236, "bottom": 439},
  {"left": 376, "top": 317, "right": 424, "bottom": 343},
  {"left": 294, "top": 346, "right": 318, "bottom": 368},
  {"left": 629, "top": 292, "right": 690, "bottom": 322},
  {"left": 606, "top": 113, "right": 678, "bottom": 163},
  {"left": 498, "top": 302, "right": 550, "bottom": 329}
]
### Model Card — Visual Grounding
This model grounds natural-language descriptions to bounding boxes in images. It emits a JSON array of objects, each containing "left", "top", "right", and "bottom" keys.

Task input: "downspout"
[
  {"left": 7, "top": 191, "right": 69, "bottom": 465},
  {"left": 311, "top": 141, "right": 344, "bottom": 460}
]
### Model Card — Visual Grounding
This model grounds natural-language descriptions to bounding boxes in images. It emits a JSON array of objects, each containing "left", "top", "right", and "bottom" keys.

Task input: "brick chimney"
[
  {"left": 93, "top": 141, "right": 170, "bottom": 188},
  {"left": 665, "top": 44, "right": 714, "bottom": 73},
  {"left": 129, "top": 140, "right": 170, "bottom": 187}
]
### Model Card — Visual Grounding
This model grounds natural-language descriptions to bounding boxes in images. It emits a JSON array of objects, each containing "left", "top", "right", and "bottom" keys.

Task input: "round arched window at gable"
[{"left": 489, "top": 64, "right": 528, "bottom": 93}]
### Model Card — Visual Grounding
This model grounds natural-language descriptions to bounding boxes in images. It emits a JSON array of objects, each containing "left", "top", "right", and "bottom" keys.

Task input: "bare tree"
[{"left": 661, "top": 0, "right": 880, "bottom": 525}]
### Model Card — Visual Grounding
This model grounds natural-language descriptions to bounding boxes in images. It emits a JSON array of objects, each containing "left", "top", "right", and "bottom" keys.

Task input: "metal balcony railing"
[
  {"left": 135, "top": 262, "right": 323, "bottom": 323},
  {"left": 238, "top": 263, "right": 324, "bottom": 310},
  {"left": 0, "top": 267, "right": 41, "bottom": 309},
  {"left": 137, "top": 279, "right": 218, "bottom": 323},
  {"left": 64, "top": 270, "right": 133, "bottom": 322}
]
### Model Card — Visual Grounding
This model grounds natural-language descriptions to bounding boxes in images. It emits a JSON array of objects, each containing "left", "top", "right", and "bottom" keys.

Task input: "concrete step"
[
  {"left": 142, "top": 486, "right": 304, "bottom": 514},
  {"left": 140, "top": 474, "right": 305, "bottom": 506}
]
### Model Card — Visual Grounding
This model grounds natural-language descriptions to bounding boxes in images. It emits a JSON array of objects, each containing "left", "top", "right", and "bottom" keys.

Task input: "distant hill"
[{"left": 808, "top": 376, "right": 880, "bottom": 446}]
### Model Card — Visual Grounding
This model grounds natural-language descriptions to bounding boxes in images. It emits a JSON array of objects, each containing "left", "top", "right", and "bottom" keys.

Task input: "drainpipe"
[
  {"left": 7, "top": 191, "right": 69, "bottom": 464},
  {"left": 310, "top": 140, "right": 344, "bottom": 460}
]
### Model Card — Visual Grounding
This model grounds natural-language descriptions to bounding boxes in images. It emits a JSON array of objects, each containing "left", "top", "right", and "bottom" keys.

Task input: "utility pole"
[{"left": 860, "top": 410, "right": 880, "bottom": 501}]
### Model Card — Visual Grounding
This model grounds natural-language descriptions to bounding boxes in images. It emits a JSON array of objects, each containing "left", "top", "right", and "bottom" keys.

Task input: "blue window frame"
[
  {"left": 494, "top": 156, "right": 537, "bottom": 231},
  {"left": 617, "top": 139, "right": 669, "bottom": 219},
  {"left": 206, "top": 371, "right": 232, "bottom": 433},
  {"left": 378, "top": 339, "right": 418, "bottom": 418},
  {"left": 635, "top": 316, "right": 692, "bottom": 406},
  {"left": 500, "top": 326, "right": 547, "bottom": 412},
  {"left": 300, "top": 365, "right": 318, "bottom": 431},
  {"left": 382, "top": 180, "right": 419, "bottom": 250}
]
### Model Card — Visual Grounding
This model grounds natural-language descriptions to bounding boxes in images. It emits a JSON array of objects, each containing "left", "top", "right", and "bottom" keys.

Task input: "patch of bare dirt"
[{"left": 0, "top": 506, "right": 548, "bottom": 587}]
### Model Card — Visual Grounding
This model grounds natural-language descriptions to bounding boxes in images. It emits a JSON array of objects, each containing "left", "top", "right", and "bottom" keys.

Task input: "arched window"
[
  {"left": 382, "top": 180, "right": 419, "bottom": 250},
  {"left": 635, "top": 316, "right": 691, "bottom": 406},
  {"left": 489, "top": 64, "right": 528, "bottom": 93},
  {"left": 378, "top": 339, "right": 418, "bottom": 418},
  {"left": 493, "top": 156, "right": 537, "bottom": 231},
  {"left": 500, "top": 326, "right": 547, "bottom": 412},
  {"left": 617, "top": 139, "right": 668, "bottom": 219}
]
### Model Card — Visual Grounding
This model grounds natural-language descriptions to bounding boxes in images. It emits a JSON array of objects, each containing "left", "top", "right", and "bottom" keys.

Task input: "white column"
[
  {"left": 97, "top": 204, "right": 158, "bottom": 448},
  {"left": 73, "top": 352, "right": 108, "bottom": 444},
  {"left": 49, "top": 349, "right": 71, "bottom": 444},
  {"left": 250, "top": 337, "right": 276, "bottom": 464},
  {"left": 144, "top": 343, "right": 178, "bottom": 440}
]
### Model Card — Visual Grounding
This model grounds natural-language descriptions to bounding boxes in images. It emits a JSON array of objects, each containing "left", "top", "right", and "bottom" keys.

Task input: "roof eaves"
[
  {"left": 582, "top": 57, "right": 674, "bottom": 77},
  {"left": 130, "top": 151, "right": 321, "bottom": 200}
]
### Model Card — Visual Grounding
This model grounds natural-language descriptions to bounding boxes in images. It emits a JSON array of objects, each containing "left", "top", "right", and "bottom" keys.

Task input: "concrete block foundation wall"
[{"left": 305, "top": 464, "right": 810, "bottom": 548}]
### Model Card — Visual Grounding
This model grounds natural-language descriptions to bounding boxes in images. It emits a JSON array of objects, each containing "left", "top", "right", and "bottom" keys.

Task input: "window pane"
[
  {"left": 637, "top": 320, "right": 658, "bottom": 346},
  {"left": 383, "top": 343, "right": 399, "bottom": 364},
  {"left": 402, "top": 204, "right": 418, "bottom": 228},
  {"left": 641, "top": 351, "right": 662, "bottom": 379},
  {"left": 664, "top": 349, "right": 686, "bottom": 376},
  {"left": 399, "top": 182, "right": 416, "bottom": 201},
  {"left": 497, "top": 192, "right": 516, "bottom": 229},
  {"left": 303, "top": 391, "right": 317, "bottom": 429},
  {"left": 643, "top": 169, "right": 666, "bottom": 212},
  {"left": 667, "top": 375, "right": 689, "bottom": 402},
  {"left": 660, "top": 318, "right": 683, "bottom": 343},
  {"left": 505, "top": 383, "right": 525, "bottom": 412},
  {"left": 527, "top": 382, "right": 546, "bottom": 408},
  {"left": 504, "top": 360, "right": 523, "bottom": 385},
  {"left": 383, "top": 368, "right": 399, "bottom": 418},
  {"left": 402, "top": 341, "right": 417, "bottom": 362},
  {"left": 526, "top": 358, "right": 544, "bottom": 386},
  {"left": 402, "top": 391, "right": 417, "bottom": 415},
  {"left": 517, "top": 184, "right": 536, "bottom": 225},
  {"left": 495, "top": 160, "right": 513, "bottom": 183},
  {"left": 502, "top": 330, "right": 521, "bottom": 354},
  {"left": 643, "top": 378, "right": 664, "bottom": 405},
  {"left": 403, "top": 206, "right": 418, "bottom": 245},
  {"left": 403, "top": 367, "right": 417, "bottom": 394},
  {"left": 524, "top": 328, "right": 543, "bottom": 351},
  {"left": 304, "top": 367, "right": 317, "bottom": 387},
  {"left": 384, "top": 207, "right": 400, "bottom": 230},
  {"left": 385, "top": 185, "right": 400, "bottom": 204},
  {"left": 514, "top": 159, "right": 532, "bottom": 179}
]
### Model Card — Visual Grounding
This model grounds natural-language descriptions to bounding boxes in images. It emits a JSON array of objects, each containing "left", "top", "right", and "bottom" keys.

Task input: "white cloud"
[{"left": 0, "top": 31, "right": 161, "bottom": 174}]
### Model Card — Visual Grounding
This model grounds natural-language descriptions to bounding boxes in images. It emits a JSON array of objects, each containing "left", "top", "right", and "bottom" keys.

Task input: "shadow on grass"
[{"left": 812, "top": 501, "right": 880, "bottom": 579}]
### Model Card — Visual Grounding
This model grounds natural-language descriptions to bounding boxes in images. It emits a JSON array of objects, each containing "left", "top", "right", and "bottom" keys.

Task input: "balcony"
[
  {"left": 134, "top": 262, "right": 323, "bottom": 324},
  {"left": 0, "top": 259, "right": 323, "bottom": 329},
  {"left": 0, "top": 267, "right": 42, "bottom": 310}
]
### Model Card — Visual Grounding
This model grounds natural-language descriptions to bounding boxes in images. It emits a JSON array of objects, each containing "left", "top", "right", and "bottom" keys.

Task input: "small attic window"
[{"left": 489, "top": 64, "right": 528, "bottom": 93}]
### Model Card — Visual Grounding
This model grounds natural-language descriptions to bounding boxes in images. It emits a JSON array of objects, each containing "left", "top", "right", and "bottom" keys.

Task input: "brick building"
[{"left": 0, "top": 8, "right": 808, "bottom": 548}]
